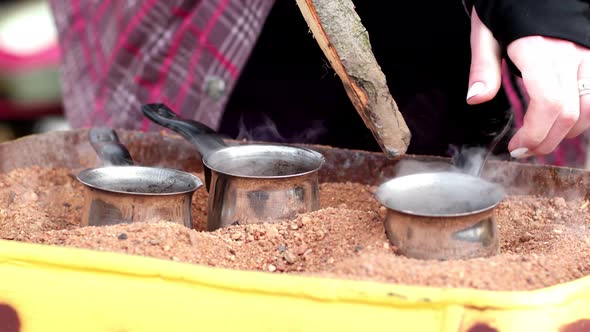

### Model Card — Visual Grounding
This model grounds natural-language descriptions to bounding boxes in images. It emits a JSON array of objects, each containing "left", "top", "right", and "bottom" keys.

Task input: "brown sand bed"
[{"left": 1, "top": 166, "right": 589, "bottom": 291}]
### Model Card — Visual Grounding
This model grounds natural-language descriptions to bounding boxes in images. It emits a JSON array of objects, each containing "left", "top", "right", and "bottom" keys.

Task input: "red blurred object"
[
  {"left": 0, "top": 44, "right": 63, "bottom": 120},
  {"left": 0, "top": 44, "right": 59, "bottom": 72},
  {"left": 0, "top": 99, "right": 62, "bottom": 120}
]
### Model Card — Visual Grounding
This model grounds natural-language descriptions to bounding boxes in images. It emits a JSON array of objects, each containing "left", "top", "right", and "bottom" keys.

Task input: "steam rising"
[
  {"left": 392, "top": 143, "right": 587, "bottom": 207},
  {"left": 235, "top": 113, "right": 326, "bottom": 144},
  {"left": 448, "top": 145, "right": 487, "bottom": 176},
  {"left": 392, "top": 145, "right": 491, "bottom": 178}
]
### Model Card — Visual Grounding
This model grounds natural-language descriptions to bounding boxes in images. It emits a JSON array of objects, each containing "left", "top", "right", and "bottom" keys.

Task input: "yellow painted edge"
[{"left": 1, "top": 239, "right": 590, "bottom": 310}]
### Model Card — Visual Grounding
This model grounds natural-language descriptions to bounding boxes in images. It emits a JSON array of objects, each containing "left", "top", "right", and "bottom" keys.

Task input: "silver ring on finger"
[{"left": 578, "top": 78, "right": 590, "bottom": 96}]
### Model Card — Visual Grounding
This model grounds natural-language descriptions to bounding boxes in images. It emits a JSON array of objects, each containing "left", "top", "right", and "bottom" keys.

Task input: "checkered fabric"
[{"left": 48, "top": 0, "right": 274, "bottom": 131}]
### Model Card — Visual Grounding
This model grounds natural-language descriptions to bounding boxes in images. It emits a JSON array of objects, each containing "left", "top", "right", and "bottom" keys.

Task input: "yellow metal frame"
[{"left": 1, "top": 239, "right": 590, "bottom": 331}]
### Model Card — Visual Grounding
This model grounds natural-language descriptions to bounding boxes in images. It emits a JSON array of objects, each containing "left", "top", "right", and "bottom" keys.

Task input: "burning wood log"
[{"left": 295, "top": 0, "right": 411, "bottom": 157}]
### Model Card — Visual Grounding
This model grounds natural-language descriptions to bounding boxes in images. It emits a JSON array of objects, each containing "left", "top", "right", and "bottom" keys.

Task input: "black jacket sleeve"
[
  {"left": 471, "top": 0, "right": 590, "bottom": 49},
  {"left": 463, "top": 0, "right": 590, "bottom": 75}
]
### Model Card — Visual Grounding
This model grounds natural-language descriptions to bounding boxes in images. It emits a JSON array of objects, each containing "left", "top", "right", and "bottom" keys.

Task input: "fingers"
[
  {"left": 506, "top": 37, "right": 581, "bottom": 157},
  {"left": 466, "top": 8, "right": 502, "bottom": 105},
  {"left": 566, "top": 57, "right": 590, "bottom": 138}
]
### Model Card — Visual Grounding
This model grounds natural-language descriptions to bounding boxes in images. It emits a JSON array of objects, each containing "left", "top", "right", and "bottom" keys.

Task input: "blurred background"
[{"left": 0, "top": 0, "right": 68, "bottom": 143}]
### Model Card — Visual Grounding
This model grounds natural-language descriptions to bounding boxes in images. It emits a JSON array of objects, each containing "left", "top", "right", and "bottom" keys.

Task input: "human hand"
[{"left": 465, "top": 8, "right": 590, "bottom": 159}]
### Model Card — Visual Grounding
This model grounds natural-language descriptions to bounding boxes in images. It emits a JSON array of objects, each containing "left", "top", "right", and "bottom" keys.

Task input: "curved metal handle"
[
  {"left": 89, "top": 128, "right": 134, "bottom": 166},
  {"left": 141, "top": 103, "right": 227, "bottom": 158}
]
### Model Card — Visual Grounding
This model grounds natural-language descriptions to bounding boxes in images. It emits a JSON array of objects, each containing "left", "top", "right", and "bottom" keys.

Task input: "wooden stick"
[{"left": 295, "top": 0, "right": 411, "bottom": 157}]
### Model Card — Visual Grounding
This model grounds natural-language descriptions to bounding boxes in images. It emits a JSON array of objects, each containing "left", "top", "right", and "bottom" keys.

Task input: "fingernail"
[
  {"left": 510, "top": 147, "right": 530, "bottom": 159},
  {"left": 466, "top": 82, "right": 485, "bottom": 100}
]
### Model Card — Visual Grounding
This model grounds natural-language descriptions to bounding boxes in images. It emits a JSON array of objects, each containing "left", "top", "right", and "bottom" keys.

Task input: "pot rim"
[
  {"left": 203, "top": 144, "right": 326, "bottom": 179},
  {"left": 383, "top": 202, "right": 502, "bottom": 218},
  {"left": 76, "top": 165, "right": 203, "bottom": 196},
  {"left": 376, "top": 171, "right": 505, "bottom": 218}
]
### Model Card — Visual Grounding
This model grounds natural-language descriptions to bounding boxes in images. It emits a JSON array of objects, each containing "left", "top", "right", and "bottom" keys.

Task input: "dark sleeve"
[
  {"left": 472, "top": 0, "right": 590, "bottom": 49},
  {"left": 463, "top": 0, "right": 590, "bottom": 75}
]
